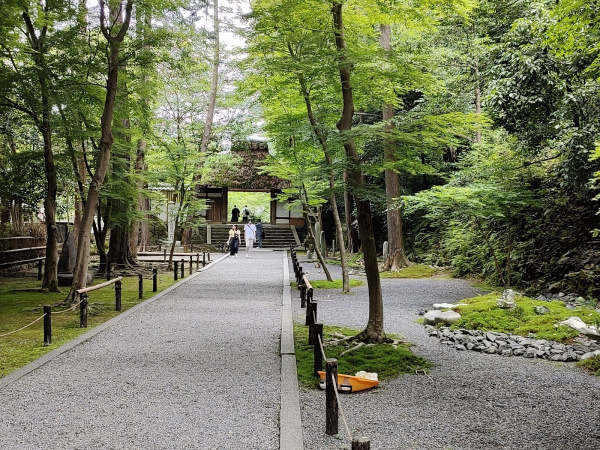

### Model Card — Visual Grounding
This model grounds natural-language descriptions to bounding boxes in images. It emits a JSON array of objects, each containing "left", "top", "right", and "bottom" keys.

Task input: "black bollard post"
[
  {"left": 174, "top": 261, "right": 178, "bottom": 281},
  {"left": 300, "top": 284, "right": 307, "bottom": 308},
  {"left": 326, "top": 358, "right": 338, "bottom": 435},
  {"left": 106, "top": 264, "right": 111, "bottom": 281},
  {"left": 196, "top": 253, "right": 200, "bottom": 269},
  {"left": 152, "top": 267, "right": 158, "bottom": 292},
  {"left": 207, "top": 250, "right": 210, "bottom": 262},
  {"left": 306, "top": 297, "right": 317, "bottom": 328},
  {"left": 115, "top": 280, "right": 122, "bottom": 311},
  {"left": 180, "top": 259, "right": 185, "bottom": 278},
  {"left": 43, "top": 305, "right": 51, "bottom": 346},
  {"left": 203, "top": 250, "right": 206, "bottom": 267},
  {"left": 138, "top": 274, "right": 143, "bottom": 299},
  {"left": 80, "top": 293, "right": 88, "bottom": 328},
  {"left": 314, "top": 324, "right": 323, "bottom": 376},
  {"left": 163, "top": 249, "right": 166, "bottom": 262},
  {"left": 189, "top": 255, "right": 193, "bottom": 275},
  {"left": 352, "top": 438, "right": 371, "bottom": 450},
  {"left": 308, "top": 302, "right": 318, "bottom": 345}
]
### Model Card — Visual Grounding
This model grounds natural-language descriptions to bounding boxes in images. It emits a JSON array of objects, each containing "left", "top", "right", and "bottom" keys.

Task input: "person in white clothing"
[{"left": 244, "top": 219, "right": 256, "bottom": 258}]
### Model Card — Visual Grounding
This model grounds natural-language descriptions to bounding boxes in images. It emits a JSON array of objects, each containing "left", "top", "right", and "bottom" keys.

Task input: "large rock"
[
  {"left": 559, "top": 317, "right": 600, "bottom": 339},
  {"left": 423, "top": 310, "right": 461, "bottom": 326},
  {"left": 432, "top": 302, "right": 467, "bottom": 310},
  {"left": 57, "top": 230, "right": 76, "bottom": 274}
]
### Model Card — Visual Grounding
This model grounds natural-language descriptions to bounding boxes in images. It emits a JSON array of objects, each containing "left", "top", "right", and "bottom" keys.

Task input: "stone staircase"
[{"left": 208, "top": 224, "right": 300, "bottom": 249}]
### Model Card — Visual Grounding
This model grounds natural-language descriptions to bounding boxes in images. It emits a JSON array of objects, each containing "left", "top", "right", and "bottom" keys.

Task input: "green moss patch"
[
  {"left": 450, "top": 293, "right": 600, "bottom": 343},
  {"left": 294, "top": 323, "right": 431, "bottom": 388},
  {"left": 578, "top": 355, "right": 600, "bottom": 376},
  {"left": 380, "top": 264, "right": 447, "bottom": 279}
]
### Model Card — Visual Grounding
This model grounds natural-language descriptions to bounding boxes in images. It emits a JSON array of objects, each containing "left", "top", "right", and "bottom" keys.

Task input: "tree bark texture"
[
  {"left": 22, "top": 11, "right": 59, "bottom": 292},
  {"left": 380, "top": 24, "right": 411, "bottom": 271},
  {"left": 71, "top": 0, "right": 133, "bottom": 298},
  {"left": 294, "top": 68, "right": 350, "bottom": 292},
  {"left": 332, "top": 3, "right": 384, "bottom": 342}
]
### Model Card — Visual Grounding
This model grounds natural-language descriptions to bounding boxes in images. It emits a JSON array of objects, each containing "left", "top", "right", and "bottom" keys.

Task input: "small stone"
[
  {"left": 534, "top": 306, "right": 550, "bottom": 315},
  {"left": 455, "top": 345, "right": 466, "bottom": 351}
]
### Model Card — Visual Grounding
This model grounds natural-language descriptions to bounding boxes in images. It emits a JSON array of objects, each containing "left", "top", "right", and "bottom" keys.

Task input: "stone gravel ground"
[
  {"left": 0, "top": 252, "right": 283, "bottom": 449},
  {"left": 295, "top": 259, "right": 600, "bottom": 450}
]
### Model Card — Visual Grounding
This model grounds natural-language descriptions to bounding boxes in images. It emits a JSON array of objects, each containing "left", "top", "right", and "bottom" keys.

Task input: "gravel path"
[
  {"left": 295, "top": 259, "right": 600, "bottom": 450},
  {"left": 0, "top": 252, "right": 284, "bottom": 449}
]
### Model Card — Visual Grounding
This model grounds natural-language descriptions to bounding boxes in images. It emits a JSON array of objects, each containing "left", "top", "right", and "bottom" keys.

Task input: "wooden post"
[
  {"left": 306, "top": 299, "right": 317, "bottom": 329},
  {"left": 174, "top": 261, "right": 178, "bottom": 281},
  {"left": 106, "top": 264, "right": 111, "bottom": 281},
  {"left": 326, "top": 358, "right": 338, "bottom": 435},
  {"left": 163, "top": 249, "right": 166, "bottom": 262},
  {"left": 300, "top": 284, "right": 307, "bottom": 308},
  {"left": 203, "top": 250, "right": 206, "bottom": 267},
  {"left": 308, "top": 302, "right": 318, "bottom": 345},
  {"left": 352, "top": 438, "right": 370, "bottom": 449},
  {"left": 207, "top": 250, "right": 211, "bottom": 262},
  {"left": 180, "top": 259, "right": 185, "bottom": 278},
  {"left": 43, "top": 305, "right": 51, "bottom": 346},
  {"left": 314, "top": 324, "right": 323, "bottom": 376},
  {"left": 297, "top": 267, "right": 303, "bottom": 288},
  {"left": 189, "top": 255, "right": 193, "bottom": 274},
  {"left": 153, "top": 267, "right": 158, "bottom": 292},
  {"left": 138, "top": 274, "right": 143, "bottom": 299},
  {"left": 115, "top": 280, "right": 122, "bottom": 311},
  {"left": 37, "top": 259, "right": 43, "bottom": 281},
  {"left": 80, "top": 293, "right": 88, "bottom": 328},
  {"left": 196, "top": 253, "right": 200, "bottom": 269}
]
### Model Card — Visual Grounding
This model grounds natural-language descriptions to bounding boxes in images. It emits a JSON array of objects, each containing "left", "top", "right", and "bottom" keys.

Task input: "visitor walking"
[
  {"left": 231, "top": 205, "right": 240, "bottom": 222},
  {"left": 228, "top": 225, "right": 241, "bottom": 257},
  {"left": 256, "top": 219, "right": 264, "bottom": 248},
  {"left": 244, "top": 219, "right": 256, "bottom": 258},
  {"left": 241, "top": 205, "right": 250, "bottom": 223}
]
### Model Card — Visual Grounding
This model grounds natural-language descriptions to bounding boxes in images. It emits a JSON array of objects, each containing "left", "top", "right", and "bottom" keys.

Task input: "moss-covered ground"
[
  {"left": 450, "top": 293, "right": 600, "bottom": 342},
  {"left": 294, "top": 323, "right": 431, "bottom": 388}
]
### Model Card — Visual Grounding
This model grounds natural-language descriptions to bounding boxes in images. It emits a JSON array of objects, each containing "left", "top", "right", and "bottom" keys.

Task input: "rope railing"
[
  {"left": 0, "top": 276, "right": 133, "bottom": 346},
  {"left": 0, "top": 313, "right": 47, "bottom": 338},
  {"left": 332, "top": 372, "right": 353, "bottom": 441},
  {"left": 290, "top": 246, "right": 371, "bottom": 449}
]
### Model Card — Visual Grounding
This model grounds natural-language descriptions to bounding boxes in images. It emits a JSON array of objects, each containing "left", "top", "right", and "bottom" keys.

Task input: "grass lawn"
[
  {"left": 294, "top": 323, "right": 431, "bottom": 388},
  {"left": 0, "top": 273, "right": 177, "bottom": 378}
]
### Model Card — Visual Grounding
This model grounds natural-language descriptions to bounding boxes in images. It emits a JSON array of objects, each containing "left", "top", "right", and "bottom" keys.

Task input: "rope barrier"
[
  {"left": 317, "top": 332, "right": 327, "bottom": 360},
  {"left": 51, "top": 297, "right": 85, "bottom": 315},
  {"left": 0, "top": 313, "right": 46, "bottom": 338},
  {"left": 331, "top": 372, "right": 353, "bottom": 441}
]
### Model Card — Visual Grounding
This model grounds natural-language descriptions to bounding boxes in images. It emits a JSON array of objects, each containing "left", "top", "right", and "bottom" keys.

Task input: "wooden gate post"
[
  {"left": 326, "top": 358, "right": 338, "bottom": 435},
  {"left": 152, "top": 267, "right": 158, "bottom": 292},
  {"left": 180, "top": 259, "right": 185, "bottom": 278},
  {"left": 189, "top": 256, "right": 193, "bottom": 274},
  {"left": 174, "top": 261, "right": 178, "bottom": 281}
]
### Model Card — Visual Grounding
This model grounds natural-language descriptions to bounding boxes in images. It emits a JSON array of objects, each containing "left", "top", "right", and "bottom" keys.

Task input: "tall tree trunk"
[
  {"left": 132, "top": 140, "right": 149, "bottom": 252},
  {"left": 380, "top": 24, "right": 411, "bottom": 272},
  {"left": 22, "top": 12, "right": 60, "bottom": 292},
  {"left": 294, "top": 68, "right": 349, "bottom": 292},
  {"left": 343, "top": 169, "right": 359, "bottom": 252},
  {"left": 474, "top": 60, "right": 482, "bottom": 143},
  {"left": 70, "top": 0, "right": 133, "bottom": 299},
  {"left": 332, "top": 3, "right": 384, "bottom": 343}
]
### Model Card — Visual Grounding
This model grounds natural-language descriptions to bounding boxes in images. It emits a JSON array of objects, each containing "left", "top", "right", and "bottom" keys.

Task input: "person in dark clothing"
[
  {"left": 231, "top": 205, "right": 240, "bottom": 222},
  {"left": 256, "top": 219, "right": 264, "bottom": 248}
]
